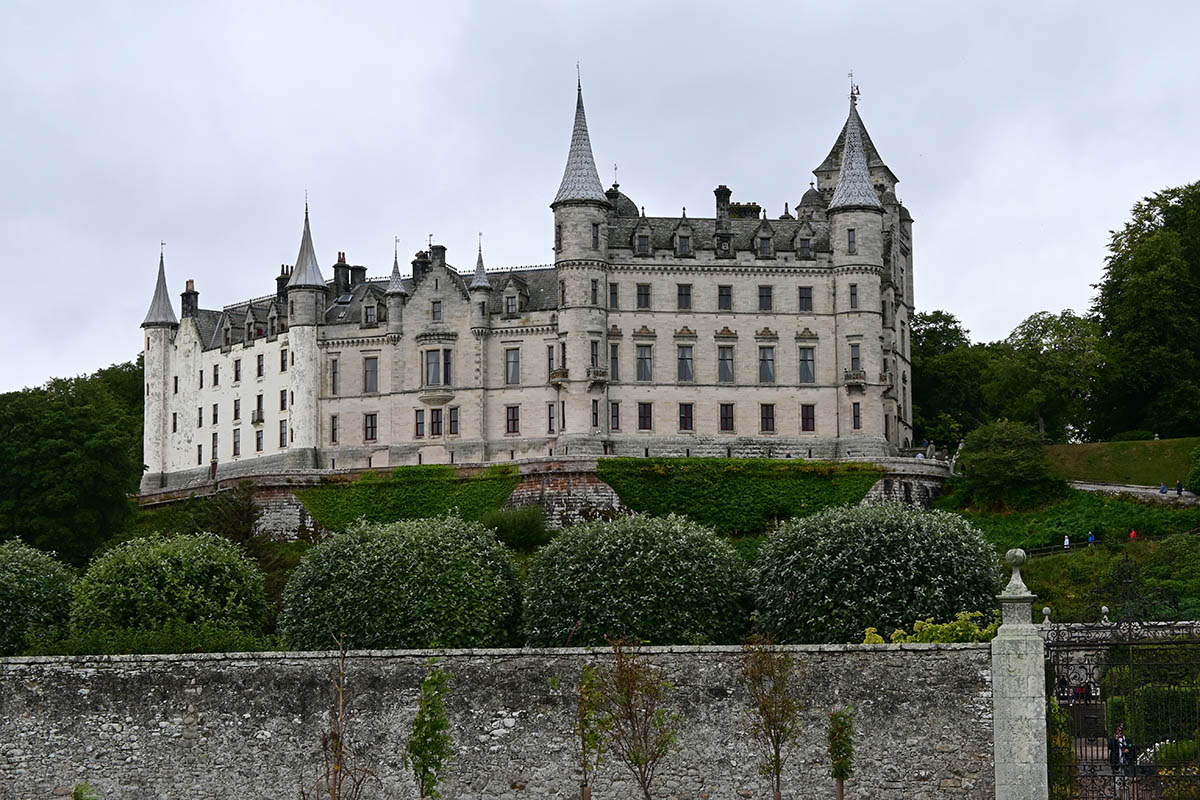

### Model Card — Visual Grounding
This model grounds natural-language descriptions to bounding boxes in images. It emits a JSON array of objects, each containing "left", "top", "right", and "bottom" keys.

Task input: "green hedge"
[
  {"left": 1107, "top": 686, "right": 1200, "bottom": 744},
  {"left": 296, "top": 465, "right": 522, "bottom": 532},
  {"left": 596, "top": 458, "right": 885, "bottom": 536}
]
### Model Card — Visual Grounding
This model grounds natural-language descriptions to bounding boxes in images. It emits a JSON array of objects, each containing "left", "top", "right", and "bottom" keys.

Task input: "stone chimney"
[
  {"left": 333, "top": 251, "right": 351, "bottom": 296},
  {"left": 181, "top": 279, "right": 199, "bottom": 318},
  {"left": 430, "top": 244, "right": 447, "bottom": 270},
  {"left": 411, "top": 250, "right": 431, "bottom": 282},
  {"left": 714, "top": 185, "right": 733, "bottom": 258},
  {"left": 275, "top": 265, "right": 290, "bottom": 304},
  {"left": 350, "top": 264, "right": 367, "bottom": 288}
]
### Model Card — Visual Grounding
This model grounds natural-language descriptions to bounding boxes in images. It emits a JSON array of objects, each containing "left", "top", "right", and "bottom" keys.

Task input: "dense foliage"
[
  {"left": 0, "top": 540, "right": 75, "bottom": 655},
  {"left": 910, "top": 310, "right": 994, "bottom": 445},
  {"left": 754, "top": 504, "right": 1000, "bottom": 644},
  {"left": 863, "top": 611, "right": 999, "bottom": 644},
  {"left": 279, "top": 514, "right": 520, "bottom": 650},
  {"left": 295, "top": 465, "right": 521, "bottom": 531},
  {"left": 1046, "top": 699, "right": 1078, "bottom": 800},
  {"left": 478, "top": 506, "right": 551, "bottom": 552},
  {"left": 523, "top": 514, "right": 748, "bottom": 646},
  {"left": 952, "top": 420, "right": 1068, "bottom": 510},
  {"left": 405, "top": 665, "right": 454, "bottom": 800},
  {"left": 70, "top": 532, "right": 266, "bottom": 633},
  {"left": 25, "top": 620, "right": 279, "bottom": 655},
  {"left": 596, "top": 458, "right": 884, "bottom": 536},
  {"left": 1187, "top": 446, "right": 1200, "bottom": 494},
  {"left": 0, "top": 360, "right": 143, "bottom": 565}
]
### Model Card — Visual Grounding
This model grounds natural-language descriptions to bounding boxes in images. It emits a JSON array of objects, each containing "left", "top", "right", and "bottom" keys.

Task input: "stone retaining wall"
[{"left": 0, "top": 645, "right": 993, "bottom": 800}]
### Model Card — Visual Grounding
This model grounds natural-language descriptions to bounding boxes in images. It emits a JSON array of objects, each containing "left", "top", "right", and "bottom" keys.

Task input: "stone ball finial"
[{"left": 1005, "top": 548, "right": 1027, "bottom": 568}]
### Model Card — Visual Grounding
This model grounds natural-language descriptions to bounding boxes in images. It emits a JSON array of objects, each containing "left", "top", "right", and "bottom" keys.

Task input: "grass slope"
[{"left": 1045, "top": 437, "right": 1199, "bottom": 487}]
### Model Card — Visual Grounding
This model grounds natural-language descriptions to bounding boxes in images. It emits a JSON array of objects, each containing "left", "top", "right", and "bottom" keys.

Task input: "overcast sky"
[{"left": 3, "top": 1, "right": 1197, "bottom": 392}]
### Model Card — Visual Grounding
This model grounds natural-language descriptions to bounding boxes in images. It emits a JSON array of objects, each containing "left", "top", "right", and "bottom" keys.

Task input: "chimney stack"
[
  {"left": 714, "top": 185, "right": 733, "bottom": 258},
  {"left": 333, "top": 251, "right": 351, "bottom": 296},
  {"left": 276, "top": 265, "right": 289, "bottom": 303},
  {"left": 350, "top": 264, "right": 367, "bottom": 288},
  {"left": 430, "top": 244, "right": 447, "bottom": 269},
  {"left": 181, "top": 279, "right": 199, "bottom": 318}
]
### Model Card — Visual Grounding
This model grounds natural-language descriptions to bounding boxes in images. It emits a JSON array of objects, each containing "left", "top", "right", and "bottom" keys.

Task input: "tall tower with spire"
[
  {"left": 141, "top": 250, "right": 178, "bottom": 491},
  {"left": 285, "top": 206, "right": 326, "bottom": 468},
  {"left": 551, "top": 79, "right": 611, "bottom": 450}
]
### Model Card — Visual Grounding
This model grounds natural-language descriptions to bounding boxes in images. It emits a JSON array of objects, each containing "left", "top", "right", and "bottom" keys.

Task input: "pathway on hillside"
[{"left": 1068, "top": 479, "right": 1198, "bottom": 506}]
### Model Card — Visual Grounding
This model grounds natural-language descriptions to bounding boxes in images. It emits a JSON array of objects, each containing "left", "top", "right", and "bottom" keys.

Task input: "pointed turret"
[
  {"left": 828, "top": 91, "right": 883, "bottom": 213},
  {"left": 385, "top": 247, "right": 408, "bottom": 296},
  {"left": 551, "top": 81, "right": 608, "bottom": 207},
  {"left": 287, "top": 205, "right": 326, "bottom": 289},
  {"left": 470, "top": 240, "right": 492, "bottom": 291},
  {"left": 142, "top": 252, "right": 178, "bottom": 327}
]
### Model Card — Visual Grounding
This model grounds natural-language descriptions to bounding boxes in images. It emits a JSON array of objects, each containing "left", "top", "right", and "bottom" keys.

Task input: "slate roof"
[
  {"left": 828, "top": 96, "right": 884, "bottom": 213},
  {"left": 552, "top": 84, "right": 608, "bottom": 206},
  {"left": 142, "top": 253, "right": 178, "bottom": 327},
  {"left": 815, "top": 98, "right": 891, "bottom": 176},
  {"left": 287, "top": 207, "right": 326, "bottom": 289},
  {"left": 610, "top": 215, "right": 831, "bottom": 254}
]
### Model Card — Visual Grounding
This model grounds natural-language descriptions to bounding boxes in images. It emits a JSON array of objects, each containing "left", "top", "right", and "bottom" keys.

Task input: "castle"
[{"left": 140, "top": 83, "right": 915, "bottom": 492}]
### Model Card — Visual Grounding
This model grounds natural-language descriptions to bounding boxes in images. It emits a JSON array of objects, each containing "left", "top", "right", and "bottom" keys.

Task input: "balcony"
[
  {"left": 250, "top": 410, "right": 265, "bottom": 425},
  {"left": 549, "top": 367, "right": 569, "bottom": 386},
  {"left": 842, "top": 369, "right": 867, "bottom": 390},
  {"left": 586, "top": 366, "right": 608, "bottom": 385},
  {"left": 419, "top": 384, "right": 455, "bottom": 406},
  {"left": 880, "top": 371, "right": 896, "bottom": 396}
]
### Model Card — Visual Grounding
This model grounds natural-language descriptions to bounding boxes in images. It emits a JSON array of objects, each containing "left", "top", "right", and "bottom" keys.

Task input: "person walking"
[
  {"left": 1088, "top": 531, "right": 1095, "bottom": 547},
  {"left": 1130, "top": 529, "right": 1138, "bottom": 541},
  {"left": 1178, "top": 479, "right": 1185, "bottom": 497},
  {"left": 1160, "top": 482, "right": 1169, "bottom": 494},
  {"left": 1064, "top": 535, "right": 1071, "bottom": 552}
]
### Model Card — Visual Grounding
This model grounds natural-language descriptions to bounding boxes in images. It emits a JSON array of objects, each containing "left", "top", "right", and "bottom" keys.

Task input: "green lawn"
[{"left": 1045, "top": 437, "right": 1199, "bottom": 487}]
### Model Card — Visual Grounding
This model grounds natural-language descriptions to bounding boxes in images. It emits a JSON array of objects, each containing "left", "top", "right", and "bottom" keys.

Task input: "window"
[
  {"left": 717, "top": 285, "right": 732, "bottom": 311},
  {"left": 609, "top": 283, "right": 619, "bottom": 309},
  {"left": 426, "top": 349, "right": 441, "bottom": 386},
  {"left": 280, "top": 389, "right": 287, "bottom": 411},
  {"left": 591, "top": 279, "right": 599, "bottom": 306},
  {"left": 256, "top": 354, "right": 264, "bottom": 378},
  {"left": 590, "top": 340, "right": 600, "bottom": 368},
  {"left": 592, "top": 222, "right": 600, "bottom": 249},
  {"left": 505, "top": 348, "right": 520, "bottom": 384},
  {"left": 677, "top": 284, "right": 692, "bottom": 310},
  {"left": 364, "top": 356, "right": 379, "bottom": 393},
  {"left": 212, "top": 432, "right": 220, "bottom": 458},
  {"left": 758, "top": 285, "right": 773, "bottom": 311},
  {"left": 500, "top": 295, "right": 514, "bottom": 315},
  {"left": 719, "top": 403, "right": 735, "bottom": 432},
  {"left": 849, "top": 283, "right": 858, "bottom": 309},
  {"left": 718, "top": 346, "right": 734, "bottom": 382},
  {"left": 232, "top": 428, "right": 240, "bottom": 457},
  {"left": 758, "top": 237, "right": 771, "bottom": 257},
  {"left": 847, "top": 228, "right": 856, "bottom": 254},
  {"left": 280, "top": 349, "right": 288, "bottom": 372},
  {"left": 758, "top": 346, "right": 775, "bottom": 383},
  {"left": 636, "top": 234, "right": 650, "bottom": 255},
  {"left": 852, "top": 402, "right": 862, "bottom": 430},
  {"left": 431, "top": 300, "right": 443, "bottom": 322},
  {"left": 547, "top": 403, "right": 556, "bottom": 433},
  {"left": 760, "top": 403, "right": 775, "bottom": 432},
  {"left": 172, "top": 412, "right": 177, "bottom": 433},
  {"left": 430, "top": 408, "right": 443, "bottom": 436},
  {"left": 850, "top": 343, "right": 861, "bottom": 371},
  {"left": 173, "top": 376, "right": 178, "bottom": 394},
  {"left": 637, "top": 402, "right": 652, "bottom": 430},
  {"left": 547, "top": 344, "right": 555, "bottom": 378},
  {"left": 561, "top": 401, "right": 566, "bottom": 432},
  {"left": 798, "top": 238, "right": 811, "bottom": 258},
  {"left": 448, "top": 407, "right": 459, "bottom": 435},
  {"left": 330, "top": 358, "right": 339, "bottom": 395},
  {"left": 560, "top": 341, "right": 567, "bottom": 370},
  {"left": 798, "top": 286, "right": 813, "bottom": 312},
  {"left": 799, "top": 347, "right": 815, "bottom": 383},
  {"left": 331, "top": 414, "right": 339, "bottom": 444},
  {"left": 199, "top": 369, "right": 203, "bottom": 389},
  {"left": 610, "top": 344, "right": 620, "bottom": 381},
  {"left": 212, "top": 403, "right": 219, "bottom": 424},
  {"left": 555, "top": 224, "right": 562, "bottom": 251},
  {"left": 256, "top": 429, "right": 264, "bottom": 452},
  {"left": 636, "top": 284, "right": 650, "bottom": 309},
  {"left": 197, "top": 407, "right": 203, "bottom": 427},
  {"left": 412, "top": 409, "right": 423, "bottom": 438},
  {"left": 679, "top": 402, "right": 694, "bottom": 431},
  {"left": 233, "top": 359, "right": 241, "bottom": 382},
  {"left": 678, "top": 235, "right": 691, "bottom": 256},
  {"left": 592, "top": 398, "right": 599, "bottom": 428},
  {"left": 801, "top": 404, "right": 816, "bottom": 432},
  {"left": 506, "top": 405, "right": 520, "bottom": 434},
  {"left": 255, "top": 394, "right": 264, "bottom": 420},
  {"left": 636, "top": 345, "right": 652, "bottom": 381},
  {"left": 212, "top": 364, "right": 219, "bottom": 386},
  {"left": 677, "top": 345, "right": 694, "bottom": 382},
  {"left": 364, "top": 305, "right": 376, "bottom": 324},
  {"left": 197, "top": 444, "right": 203, "bottom": 465},
  {"left": 610, "top": 401, "right": 620, "bottom": 430},
  {"left": 279, "top": 420, "right": 288, "bottom": 448}
]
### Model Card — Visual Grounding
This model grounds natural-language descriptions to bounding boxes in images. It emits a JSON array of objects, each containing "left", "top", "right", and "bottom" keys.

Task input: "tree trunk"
[
  {"left": 835, "top": 777, "right": 844, "bottom": 800},
  {"left": 581, "top": 785, "right": 591, "bottom": 800},
  {"left": 774, "top": 790, "right": 782, "bottom": 800}
]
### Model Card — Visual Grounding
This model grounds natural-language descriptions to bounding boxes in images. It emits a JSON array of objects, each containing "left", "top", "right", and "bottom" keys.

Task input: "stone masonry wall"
[
  {"left": 504, "top": 459, "right": 626, "bottom": 528},
  {"left": 0, "top": 645, "right": 993, "bottom": 800}
]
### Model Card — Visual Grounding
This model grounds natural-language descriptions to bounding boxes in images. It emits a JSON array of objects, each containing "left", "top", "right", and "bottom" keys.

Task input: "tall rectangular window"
[
  {"left": 232, "top": 428, "right": 240, "bottom": 457},
  {"left": 430, "top": 408, "right": 443, "bottom": 436},
  {"left": 592, "top": 398, "right": 599, "bottom": 428},
  {"left": 426, "top": 349, "right": 442, "bottom": 386},
  {"left": 363, "top": 356, "right": 379, "bottom": 393},
  {"left": 255, "top": 394, "right": 264, "bottom": 420},
  {"left": 609, "top": 283, "right": 619, "bottom": 309},
  {"left": 847, "top": 228, "right": 856, "bottom": 255},
  {"left": 636, "top": 284, "right": 650, "bottom": 309},
  {"left": 431, "top": 300, "right": 442, "bottom": 322},
  {"left": 172, "top": 412, "right": 177, "bottom": 433},
  {"left": 560, "top": 401, "right": 566, "bottom": 432},
  {"left": 199, "top": 369, "right": 203, "bottom": 389},
  {"left": 798, "top": 238, "right": 811, "bottom": 258},
  {"left": 560, "top": 281, "right": 566, "bottom": 305},
  {"left": 212, "top": 364, "right": 219, "bottom": 386},
  {"left": 364, "top": 305, "right": 376, "bottom": 324},
  {"left": 760, "top": 403, "right": 775, "bottom": 432},
  {"left": 798, "top": 286, "right": 813, "bottom": 312},
  {"left": 849, "top": 283, "right": 859, "bottom": 309},
  {"left": 256, "top": 429, "right": 264, "bottom": 452},
  {"left": 173, "top": 375, "right": 178, "bottom": 394},
  {"left": 547, "top": 344, "right": 555, "bottom": 377},
  {"left": 678, "top": 235, "right": 691, "bottom": 255},
  {"left": 758, "top": 237, "right": 771, "bottom": 257},
  {"left": 505, "top": 295, "right": 517, "bottom": 315},
  {"left": 198, "top": 407, "right": 203, "bottom": 427},
  {"left": 280, "top": 348, "right": 288, "bottom": 372},
  {"left": 280, "top": 389, "right": 287, "bottom": 411},
  {"left": 610, "top": 401, "right": 620, "bottom": 430},
  {"left": 758, "top": 285, "right": 773, "bottom": 311},
  {"left": 590, "top": 340, "right": 600, "bottom": 368},
  {"left": 719, "top": 403, "right": 735, "bottom": 432},
  {"left": 801, "top": 404, "right": 816, "bottom": 432},
  {"left": 637, "top": 402, "right": 652, "bottom": 430},
  {"left": 677, "top": 345, "right": 694, "bottom": 382},
  {"left": 256, "top": 354, "right": 264, "bottom": 378},
  {"left": 636, "top": 235, "right": 650, "bottom": 255},
  {"left": 852, "top": 402, "right": 862, "bottom": 430},
  {"left": 197, "top": 444, "right": 203, "bottom": 465},
  {"left": 610, "top": 344, "right": 620, "bottom": 381},
  {"left": 717, "top": 285, "right": 732, "bottom": 310},
  {"left": 330, "top": 358, "right": 339, "bottom": 395},
  {"left": 799, "top": 347, "right": 815, "bottom": 383},
  {"left": 413, "top": 410, "right": 423, "bottom": 438},
  {"left": 547, "top": 403, "right": 556, "bottom": 433},
  {"left": 234, "top": 359, "right": 242, "bottom": 382},
  {"left": 718, "top": 346, "right": 734, "bottom": 382},
  {"left": 331, "top": 414, "right": 339, "bottom": 444},
  {"left": 505, "top": 348, "right": 520, "bottom": 384},
  {"left": 506, "top": 405, "right": 520, "bottom": 434},
  {"left": 677, "top": 284, "right": 692, "bottom": 310},
  {"left": 678, "top": 402, "right": 694, "bottom": 431},
  {"left": 448, "top": 407, "right": 459, "bottom": 435},
  {"left": 279, "top": 419, "right": 288, "bottom": 448},
  {"left": 592, "top": 222, "right": 600, "bottom": 249},
  {"left": 850, "top": 343, "right": 861, "bottom": 371},
  {"left": 636, "top": 345, "right": 652, "bottom": 381},
  {"left": 213, "top": 403, "right": 220, "bottom": 424},
  {"left": 591, "top": 279, "right": 599, "bottom": 305},
  {"left": 758, "top": 346, "right": 775, "bottom": 383}
]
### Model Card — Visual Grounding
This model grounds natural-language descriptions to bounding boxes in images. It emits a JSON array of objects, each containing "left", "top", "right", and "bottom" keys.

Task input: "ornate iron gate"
[{"left": 1045, "top": 616, "right": 1200, "bottom": 800}]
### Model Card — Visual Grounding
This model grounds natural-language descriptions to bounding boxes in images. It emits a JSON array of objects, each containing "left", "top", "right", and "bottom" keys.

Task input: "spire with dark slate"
[
  {"left": 551, "top": 80, "right": 608, "bottom": 207},
  {"left": 828, "top": 89, "right": 883, "bottom": 213},
  {"left": 287, "top": 205, "right": 326, "bottom": 288},
  {"left": 385, "top": 244, "right": 408, "bottom": 296},
  {"left": 142, "top": 251, "right": 178, "bottom": 327},
  {"left": 470, "top": 235, "right": 492, "bottom": 291}
]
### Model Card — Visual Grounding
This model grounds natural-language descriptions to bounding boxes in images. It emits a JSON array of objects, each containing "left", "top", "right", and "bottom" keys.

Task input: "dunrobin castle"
[{"left": 140, "top": 83, "right": 915, "bottom": 492}]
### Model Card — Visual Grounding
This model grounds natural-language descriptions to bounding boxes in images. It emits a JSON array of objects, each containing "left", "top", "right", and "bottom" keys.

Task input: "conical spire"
[
  {"left": 287, "top": 205, "right": 326, "bottom": 288},
  {"left": 827, "top": 91, "right": 883, "bottom": 213},
  {"left": 551, "top": 81, "right": 608, "bottom": 206},
  {"left": 385, "top": 243, "right": 408, "bottom": 296},
  {"left": 470, "top": 235, "right": 492, "bottom": 290},
  {"left": 142, "top": 251, "right": 178, "bottom": 327}
]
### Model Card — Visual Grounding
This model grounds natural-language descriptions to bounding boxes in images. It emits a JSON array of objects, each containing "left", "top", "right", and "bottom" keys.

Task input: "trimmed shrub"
[
  {"left": 1112, "top": 430, "right": 1156, "bottom": 442},
  {"left": 523, "top": 514, "right": 748, "bottom": 646},
  {"left": 279, "top": 514, "right": 521, "bottom": 650},
  {"left": 754, "top": 504, "right": 1001, "bottom": 644},
  {"left": 953, "top": 420, "right": 1068, "bottom": 510},
  {"left": 0, "top": 540, "right": 75, "bottom": 655},
  {"left": 1186, "top": 446, "right": 1200, "bottom": 494},
  {"left": 70, "top": 532, "right": 266, "bottom": 634},
  {"left": 480, "top": 506, "right": 551, "bottom": 553}
]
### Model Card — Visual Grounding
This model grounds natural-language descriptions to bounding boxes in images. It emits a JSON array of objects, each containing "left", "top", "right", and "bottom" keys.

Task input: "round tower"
[
  {"left": 385, "top": 247, "right": 408, "bottom": 336},
  {"left": 284, "top": 206, "right": 326, "bottom": 468},
  {"left": 140, "top": 250, "right": 179, "bottom": 492}
]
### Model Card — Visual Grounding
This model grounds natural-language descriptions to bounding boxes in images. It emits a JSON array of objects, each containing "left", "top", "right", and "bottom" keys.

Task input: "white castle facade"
[{"left": 140, "top": 84, "right": 915, "bottom": 492}]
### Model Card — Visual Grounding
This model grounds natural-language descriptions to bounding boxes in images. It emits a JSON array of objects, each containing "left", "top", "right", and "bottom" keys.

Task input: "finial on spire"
[
  {"left": 576, "top": 61, "right": 581, "bottom": 91},
  {"left": 470, "top": 230, "right": 492, "bottom": 290},
  {"left": 160, "top": 240, "right": 165, "bottom": 256}
]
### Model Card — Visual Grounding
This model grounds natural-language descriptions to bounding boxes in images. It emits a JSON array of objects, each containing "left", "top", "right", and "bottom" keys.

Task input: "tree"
[
  {"left": 598, "top": 640, "right": 679, "bottom": 800},
  {"left": 828, "top": 707, "right": 855, "bottom": 800},
  {"left": 910, "top": 311, "right": 995, "bottom": 445},
  {"left": 0, "top": 540, "right": 75, "bottom": 655},
  {"left": 1092, "top": 181, "right": 1200, "bottom": 440},
  {"left": 405, "top": 664, "right": 454, "bottom": 800},
  {"left": 954, "top": 420, "right": 1068, "bottom": 510},
  {"left": 741, "top": 637, "right": 802, "bottom": 800},
  {"left": 573, "top": 663, "right": 608, "bottom": 798}
]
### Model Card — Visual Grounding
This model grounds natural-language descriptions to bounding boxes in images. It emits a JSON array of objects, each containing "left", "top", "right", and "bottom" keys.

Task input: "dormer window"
[
  {"left": 798, "top": 238, "right": 812, "bottom": 258},
  {"left": 505, "top": 295, "right": 517, "bottom": 315},
  {"left": 636, "top": 235, "right": 650, "bottom": 255},
  {"left": 678, "top": 235, "right": 691, "bottom": 256},
  {"left": 758, "top": 236, "right": 772, "bottom": 257},
  {"left": 364, "top": 305, "right": 377, "bottom": 325}
]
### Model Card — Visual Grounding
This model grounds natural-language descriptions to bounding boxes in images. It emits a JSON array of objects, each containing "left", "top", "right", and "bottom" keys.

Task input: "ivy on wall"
[
  {"left": 596, "top": 458, "right": 886, "bottom": 536},
  {"left": 296, "top": 465, "right": 521, "bottom": 532}
]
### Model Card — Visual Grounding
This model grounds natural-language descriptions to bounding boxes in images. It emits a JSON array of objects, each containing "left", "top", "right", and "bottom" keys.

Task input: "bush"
[
  {"left": 1112, "top": 430, "right": 1157, "bottom": 442},
  {"left": 1186, "top": 446, "right": 1200, "bottom": 494},
  {"left": 0, "top": 540, "right": 75, "bottom": 655},
  {"left": 24, "top": 620, "right": 280, "bottom": 655},
  {"left": 953, "top": 420, "right": 1068, "bottom": 510},
  {"left": 863, "top": 611, "right": 999, "bottom": 644},
  {"left": 70, "top": 532, "right": 266, "bottom": 634},
  {"left": 754, "top": 504, "right": 1001, "bottom": 644},
  {"left": 1047, "top": 699, "right": 1078, "bottom": 800},
  {"left": 480, "top": 506, "right": 551, "bottom": 553},
  {"left": 279, "top": 514, "right": 520, "bottom": 650},
  {"left": 523, "top": 514, "right": 748, "bottom": 646}
]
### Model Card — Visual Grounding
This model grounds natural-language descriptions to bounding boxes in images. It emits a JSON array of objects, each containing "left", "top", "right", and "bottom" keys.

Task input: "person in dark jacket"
[{"left": 1109, "top": 723, "right": 1134, "bottom": 775}]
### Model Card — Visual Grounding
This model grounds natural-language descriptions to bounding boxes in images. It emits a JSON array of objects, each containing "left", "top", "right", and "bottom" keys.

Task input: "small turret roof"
[
  {"left": 552, "top": 82, "right": 608, "bottom": 206},
  {"left": 828, "top": 92, "right": 883, "bottom": 213},
  {"left": 800, "top": 182, "right": 825, "bottom": 207},
  {"left": 142, "top": 252, "right": 178, "bottom": 327},
  {"left": 470, "top": 241, "right": 492, "bottom": 290},
  {"left": 385, "top": 248, "right": 408, "bottom": 296},
  {"left": 287, "top": 206, "right": 326, "bottom": 289}
]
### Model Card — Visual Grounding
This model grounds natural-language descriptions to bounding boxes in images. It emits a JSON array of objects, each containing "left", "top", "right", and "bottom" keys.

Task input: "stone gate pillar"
[{"left": 992, "top": 548, "right": 1048, "bottom": 800}]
